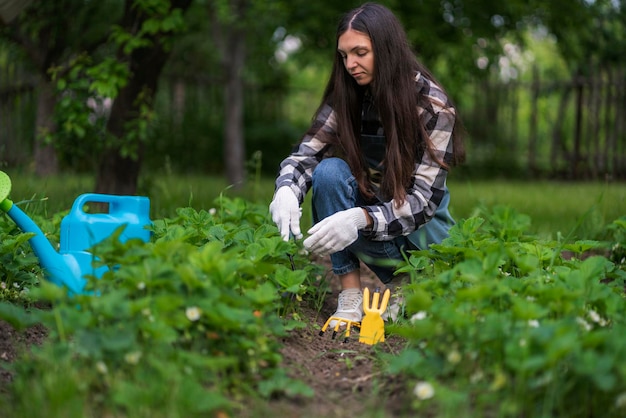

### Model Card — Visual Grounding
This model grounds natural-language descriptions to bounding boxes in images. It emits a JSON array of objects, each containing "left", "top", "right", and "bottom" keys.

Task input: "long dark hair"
[{"left": 310, "top": 2, "right": 465, "bottom": 204}]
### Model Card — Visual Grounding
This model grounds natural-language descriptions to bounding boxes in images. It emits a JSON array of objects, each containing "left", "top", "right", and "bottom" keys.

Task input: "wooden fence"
[
  {"left": 466, "top": 65, "right": 626, "bottom": 180},
  {"left": 2, "top": 65, "right": 625, "bottom": 180}
]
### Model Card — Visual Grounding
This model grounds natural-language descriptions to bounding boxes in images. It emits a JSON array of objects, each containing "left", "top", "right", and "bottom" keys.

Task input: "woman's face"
[{"left": 337, "top": 29, "right": 374, "bottom": 86}]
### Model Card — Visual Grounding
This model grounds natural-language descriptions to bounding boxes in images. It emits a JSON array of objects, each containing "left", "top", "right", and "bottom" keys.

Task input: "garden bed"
[{"left": 0, "top": 261, "right": 412, "bottom": 417}]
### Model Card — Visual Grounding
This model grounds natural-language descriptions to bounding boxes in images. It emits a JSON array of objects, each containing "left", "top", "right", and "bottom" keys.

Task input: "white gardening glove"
[
  {"left": 303, "top": 208, "right": 368, "bottom": 256},
  {"left": 269, "top": 186, "right": 302, "bottom": 241}
]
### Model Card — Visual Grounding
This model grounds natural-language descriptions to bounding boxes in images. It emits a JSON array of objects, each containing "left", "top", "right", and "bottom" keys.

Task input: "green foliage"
[
  {"left": 389, "top": 206, "right": 626, "bottom": 417},
  {"left": 47, "top": 53, "right": 114, "bottom": 170},
  {"left": 0, "top": 205, "right": 61, "bottom": 302},
  {"left": 0, "top": 224, "right": 40, "bottom": 302},
  {"left": 0, "top": 196, "right": 321, "bottom": 416},
  {"left": 605, "top": 217, "right": 626, "bottom": 267},
  {"left": 45, "top": 0, "right": 189, "bottom": 171},
  {"left": 0, "top": 178, "right": 624, "bottom": 415}
]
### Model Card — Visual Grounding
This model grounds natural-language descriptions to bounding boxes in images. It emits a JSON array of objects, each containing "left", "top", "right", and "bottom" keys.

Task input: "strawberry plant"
[
  {"left": 2, "top": 194, "right": 625, "bottom": 417},
  {"left": 0, "top": 196, "right": 322, "bottom": 416},
  {"left": 388, "top": 206, "right": 626, "bottom": 417},
  {"left": 605, "top": 216, "right": 626, "bottom": 267},
  {"left": 0, "top": 205, "right": 63, "bottom": 302}
]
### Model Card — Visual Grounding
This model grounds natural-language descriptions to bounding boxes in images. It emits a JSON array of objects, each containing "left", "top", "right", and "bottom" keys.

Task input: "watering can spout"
[{"left": 2, "top": 201, "right": 86, "bottom": 294}]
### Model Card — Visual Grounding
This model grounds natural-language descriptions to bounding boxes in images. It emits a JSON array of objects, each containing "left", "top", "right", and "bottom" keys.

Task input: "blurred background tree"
[{"left": 1, "top": 0, "right": 624, "bottom": 194}]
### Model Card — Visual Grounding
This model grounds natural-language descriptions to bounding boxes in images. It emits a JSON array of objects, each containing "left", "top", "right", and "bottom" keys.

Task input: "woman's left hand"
[{"left": 303, "top": 208, "right": 368, "bottom": 256}]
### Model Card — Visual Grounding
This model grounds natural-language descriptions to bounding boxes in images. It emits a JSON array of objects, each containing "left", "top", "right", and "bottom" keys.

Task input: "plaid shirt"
[{"left": 275, "top": 73, "right": 455, "bottom": 241}]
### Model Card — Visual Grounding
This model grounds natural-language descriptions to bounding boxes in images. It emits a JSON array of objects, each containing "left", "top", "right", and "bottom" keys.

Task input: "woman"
[{"left": 270, "top": 2, "right": 465, "bottom": 324}]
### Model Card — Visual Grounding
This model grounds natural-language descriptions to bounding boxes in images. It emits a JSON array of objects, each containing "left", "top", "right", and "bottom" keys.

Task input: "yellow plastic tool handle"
[{"left": 363, "top": 288, "right": 390, "bottom": 314}]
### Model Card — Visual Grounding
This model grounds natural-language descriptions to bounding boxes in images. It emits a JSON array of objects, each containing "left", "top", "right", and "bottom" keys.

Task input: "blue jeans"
[{"left": 311, "top": 158, "right": 454, "bottom": 284}]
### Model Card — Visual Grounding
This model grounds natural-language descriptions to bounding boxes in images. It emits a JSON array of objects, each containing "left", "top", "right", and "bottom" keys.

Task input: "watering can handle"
[{"left": 70, "top": 193, "right": 119, "bottom": 216}]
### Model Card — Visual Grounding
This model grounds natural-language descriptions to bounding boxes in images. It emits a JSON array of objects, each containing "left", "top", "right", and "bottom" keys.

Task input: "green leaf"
[
  {"left": 271, "top": 265, "right": 306, "bottom": 294},
  {"left": 245, "top": 281, "right": 278, "bottom": 305},
  {"left": 0, "top": 302, "right": 40, "bottom": 329},
  {"left": 405, "top": 287, "right": 432, "bottom": 311},
  {"left": 257, "top": 369, "right": 314, "bottom": 398},
  {"left": 142, "top": 18, "right": 161, "bottom": 34},
  {"left": 511, "top": 297, "right": 548, "bottom": 320},
  {"left": 562, "top": 240, "right": 603, "bottom": 254}
]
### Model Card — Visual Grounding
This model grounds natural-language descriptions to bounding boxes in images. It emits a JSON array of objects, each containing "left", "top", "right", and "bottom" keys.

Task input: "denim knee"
[{"left": 311, "top": 158, "right": 351, "bottom": 191}]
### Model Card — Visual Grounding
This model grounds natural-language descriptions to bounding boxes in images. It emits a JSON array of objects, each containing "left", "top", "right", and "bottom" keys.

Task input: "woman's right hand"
[{"left": 269, "top": 187, "right": 302, "bottom": 241}]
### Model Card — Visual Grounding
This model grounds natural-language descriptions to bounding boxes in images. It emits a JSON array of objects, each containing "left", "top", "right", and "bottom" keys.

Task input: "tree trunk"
[
  {"left": 572, "top": 72, "right": 584, "bottom": 179},
  {"left": 96, "top": 75, "right": 147, "bottom": 195},
  {"left": 95, "top": 0, "right": 192, "bottom": 195},
  {"left": 223, "top": 25, "right": 246, "bottom": 188},
  {"left": 33, "top": 79, "right": 58, "bottom": 176},
  {"left": 211, "top": 0, "right": 248, "bottom": 188},
  {"left": 0, "top": 0, "right": 33, "bottom": 24},
  {"left": 602, "top": 67, "right": 613, "bottom": 179},
  {"left": 173, "top": 78, "right": 185, "bottom": 128},
  {"left": 528, "top": 66, "right": 539, "bottom": 176},
  {"left": 616, "top": 65, "right": 626, "bottom": 179}
]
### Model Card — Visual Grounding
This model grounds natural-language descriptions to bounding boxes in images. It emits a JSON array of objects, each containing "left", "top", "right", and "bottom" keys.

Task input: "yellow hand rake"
[
  {"left": 319, "top": 287, "right": 390, "bottom": 345},
  {"left": 319, "top": 316, "right": 360, "bottom": 343}
]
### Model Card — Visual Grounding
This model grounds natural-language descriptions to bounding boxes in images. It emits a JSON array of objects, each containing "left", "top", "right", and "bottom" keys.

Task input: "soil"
[
  {"left": 0, "top": 320, "right": 48, "bottom": 392},
  {"left": 0, "top": 257, "right": 413, "bottom": 418},
  {"left": 253, "top": 256, "right": 412, "bottom": 418}
]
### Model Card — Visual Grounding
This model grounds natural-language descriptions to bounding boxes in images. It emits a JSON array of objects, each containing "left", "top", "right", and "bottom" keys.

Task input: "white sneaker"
[
  {"left": 381, "top": 293, "right": 404, "bottom": 322},
  {"left": 329, "top": 288, "right": 363, "bottom": 327}
]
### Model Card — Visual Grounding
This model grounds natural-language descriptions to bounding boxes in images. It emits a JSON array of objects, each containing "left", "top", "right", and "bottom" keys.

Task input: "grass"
[
  {"left": 448, "top": 178, "right": 625, "bottom": 239},
  {"left": 4, "top": 169, "right": 625, "bottom": 241}
]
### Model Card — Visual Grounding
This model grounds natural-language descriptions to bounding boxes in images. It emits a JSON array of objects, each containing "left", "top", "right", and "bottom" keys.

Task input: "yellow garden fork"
[{"left": 359, "top": 287, "right": 390, "bottom": 345}]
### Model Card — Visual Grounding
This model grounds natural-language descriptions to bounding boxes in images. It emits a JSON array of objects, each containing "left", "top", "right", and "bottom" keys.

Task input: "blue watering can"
[{"left": 0, "top": 171, "right": 151, "bottom": 295}]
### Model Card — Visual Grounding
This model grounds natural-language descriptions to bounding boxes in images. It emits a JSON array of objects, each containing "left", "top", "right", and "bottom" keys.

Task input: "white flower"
[
  {"left": 0, "top": 282, "right": 6, "bottom": 289},
  {"left": 470, "top": 370, "right": 484, "bottom": 384},
  {"left": 209, "top": 208, "right": 217, "bottom": 215},
  {"left": 413, "top": 381, "right": 435, "bottom": 400},
  {"left": 137, "top": 281, "right": 146, "bottom": 290},
  {"left": 96, "top": 361, "right": 108, "bottom": 374},
  {"left": 410, "top": 311, "right": 427, "bottom": 323},
  {"left": 528, "top": 319, "right": 539, "bottom": 328},
  {"left": 124, "top": 351, "right": 142, "bottom": 365},
  {"left": 576, "top": 317, "right": 592, "bottom": 331},
  {"left": 588, "top": 309, "right": 601, "bottom": 323},
  {"left": 447, "top": 350, "right": 461, "bottom": 364},
  {"left": 186, "top": 306, "right": 201, "bottom": 321},
  {"left": 615, "top": 392, "right": 626, "bottom": 408}
]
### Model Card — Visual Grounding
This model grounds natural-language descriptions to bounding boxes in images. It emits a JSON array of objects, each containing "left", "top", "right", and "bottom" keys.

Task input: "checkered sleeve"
[
  {"left": 275, "top": 104, "right": 336, "bottom": 204},
  {"left": 363, "top": 76, "right": 455, "bottom": 241}
]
